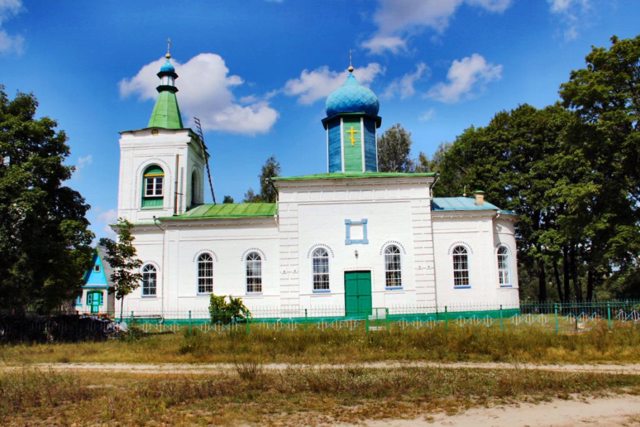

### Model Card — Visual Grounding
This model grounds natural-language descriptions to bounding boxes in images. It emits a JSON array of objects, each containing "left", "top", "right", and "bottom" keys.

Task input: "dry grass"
[
  {"left": 1, "top": 366, "right": 639, "bottom": 426},
  {"left": 1, "top": 321, "right": 639, "bottom": 365}
]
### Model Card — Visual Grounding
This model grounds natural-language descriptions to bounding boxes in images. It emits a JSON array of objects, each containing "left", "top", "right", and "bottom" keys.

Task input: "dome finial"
[
  {"left": 348, "top": 49, "right": 354, "bottom": 73},
  {"left": 165, "top": 37, "right": 172, "bottom": 59}
]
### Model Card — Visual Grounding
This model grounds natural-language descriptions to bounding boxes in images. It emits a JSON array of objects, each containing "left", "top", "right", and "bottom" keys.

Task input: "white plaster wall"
[
  {"left": 118, "top": 128, "right": 205, "bottom": 223},
  {"left": 277, "top": 177, "right": 436, "bottom": 316},
  {"left": 118, "top": 220, "right": 280, "bottom": 319},
  {"left": 432, "top": 212, "right": 520, "bottom": 311}
]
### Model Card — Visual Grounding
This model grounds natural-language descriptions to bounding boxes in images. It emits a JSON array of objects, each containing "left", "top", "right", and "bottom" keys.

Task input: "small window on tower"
[{"left": 142, "top": 165, "right": 165, "bottom": 208}]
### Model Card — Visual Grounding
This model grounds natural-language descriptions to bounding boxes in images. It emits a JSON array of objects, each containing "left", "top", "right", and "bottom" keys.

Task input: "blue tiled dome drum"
[
  {"left": 160, "top": 59, "right": 175, "bottom": 74},
  {"left": 325, "top": 74, "right": 379, "bottom": 117}
]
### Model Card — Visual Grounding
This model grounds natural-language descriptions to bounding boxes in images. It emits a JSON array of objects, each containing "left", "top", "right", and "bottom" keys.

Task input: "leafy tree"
[
  {"left": 99, "top": 219, "right": 142, "bottom": 320},
  {"left": 243, "top": 188, "right": 261, "bottom": 203},
  {"left": 559, "top": 35, "right": 640, "bottom": 299},
  {"left": 222, "top": 195, "right": 234, "bottom": 204},
  {"left": 242, "top": 156, "right": 281, "bottom": 203},
  {"left": 259, "top": 155, "right": 280, "bottom": 203},
  {"left": 209, "top": 293, "right": 250, "bottom": 324},
  {"left": 0, "top": 87, "right": 94, "bottom": 313},
  {"left": 378, "top": 124, "right": 414, "bottom": 172}
]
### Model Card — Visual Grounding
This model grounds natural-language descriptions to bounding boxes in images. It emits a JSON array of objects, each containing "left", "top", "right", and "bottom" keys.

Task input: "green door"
[
  {"left": 344, "top": 271, "right": 372, "bottom": 317},
  {"left": 87, "top": 291, "right": 103, "bottom": 314}
]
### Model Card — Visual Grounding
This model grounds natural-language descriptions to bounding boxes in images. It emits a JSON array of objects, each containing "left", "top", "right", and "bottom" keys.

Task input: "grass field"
[
  {"left": 2, "top": 366, "right": 640, "bottom": 425},
  {"left": 1, "top": 321, "right": 640, "bottom": 365}
]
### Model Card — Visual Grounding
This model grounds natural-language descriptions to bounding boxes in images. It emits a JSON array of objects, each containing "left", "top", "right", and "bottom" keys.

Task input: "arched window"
[
  {"left": 312, "top": 248, "right": 330, "bottom": 291},
  {"left": 142, "top": 165, "right": 164, "bottom": 208},
  {"left": 197, "top": 253, "right": 214, "bottom": 293},
  {"left": 497, "top": 246, "right": 510, "bottom": 286},
  {"left": 246, "top": 252, "right": 262, "bottom": 293},
  {"left": 452, "top": 246, "right": 469, "bottom": 287},
  {"left": 141, "top": 264, "right": 157, "bottom": 296},
  {"left": 384, "top": 245, "right": 402, "bottom": 288}
]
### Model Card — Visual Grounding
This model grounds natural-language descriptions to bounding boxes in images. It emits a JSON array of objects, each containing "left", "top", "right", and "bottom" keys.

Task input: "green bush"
[{"left": 209, "top": 294, "right": 250, "bottom": 324}]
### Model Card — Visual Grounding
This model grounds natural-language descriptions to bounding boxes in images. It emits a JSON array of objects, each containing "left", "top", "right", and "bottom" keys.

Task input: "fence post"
[
  {"left": 188, "top": 310, "right": 192, "bottom": 334},
  {"left": 385, "top": 308, "right": 390, "bottom": 331},
  {"left": 554, "top": 303, "right": 559, "bottom": 335},
  {"left": 365, "top": 316, "right": 370, "bottom": 336},
  {"left": 607, "top": 302, "right": 612, "bottom": 330},
  {"left": 304, "top": 308, "right": 308, "bottom": 319},
  {"left": 245, "top": 316, "right": 250, "bottom": 335},
  {"left": 130, "top": 311, "right": 134, "bottom": 326},
  {"left": 444, "top": 306, "right": 449, "bottom": 332},
  {"left": 499, "top": 304, "right": 504, "bottom": 331}
]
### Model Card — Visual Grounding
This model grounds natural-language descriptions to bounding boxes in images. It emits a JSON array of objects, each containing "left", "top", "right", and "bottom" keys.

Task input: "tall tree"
[
  {"left": 0, "top": 87, "right": 94, "bottom": 313},
  {"left": 99, "top": 219, "right": 142, "bottom": 321},
  {"left": 259, "top": 155, "right": 280, "bottom": 203},
  {"left": 559, "top": 35, "right": 640, "bottom": 299},
  {"left": 377, "top": 124, "right": 414, "bottom": 172}
]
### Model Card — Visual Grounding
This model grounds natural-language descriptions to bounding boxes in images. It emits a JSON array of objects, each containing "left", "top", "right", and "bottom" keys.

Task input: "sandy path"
[
  {"left": 6, "top": 360, "right": 640, "bottom": 375},
  {"left": 362, "top": 395, "right": 640, "bottom": 426}
]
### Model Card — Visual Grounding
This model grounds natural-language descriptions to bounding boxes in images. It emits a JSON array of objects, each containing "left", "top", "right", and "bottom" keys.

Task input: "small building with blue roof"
[
  {"left": 76, "top": 245, "right": 115, "bottom": 315},
  {"left": 113, "top": 51, "right": 519, "bottom": 321}
]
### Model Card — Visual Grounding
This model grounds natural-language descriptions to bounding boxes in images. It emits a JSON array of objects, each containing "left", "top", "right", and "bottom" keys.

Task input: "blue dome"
[
  {"left": 159, "top": 59, "right": 175, "bottom": 74},
  {"left": 325, "top": 73, "right": 379, "bottom": 117}
]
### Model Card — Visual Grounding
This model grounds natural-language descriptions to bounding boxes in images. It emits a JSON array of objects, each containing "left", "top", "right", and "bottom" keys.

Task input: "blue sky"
[{"left": 1, "top": 0, "right": 638, "bottom": 238}]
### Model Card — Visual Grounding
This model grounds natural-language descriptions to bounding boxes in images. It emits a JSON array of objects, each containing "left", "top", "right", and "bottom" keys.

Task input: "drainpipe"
[
  {"left": 428, "top": 175, "right": 440, "bottom": 313},
  {"left": 153, "top": 216, "right": 166, "bottom": 319}
]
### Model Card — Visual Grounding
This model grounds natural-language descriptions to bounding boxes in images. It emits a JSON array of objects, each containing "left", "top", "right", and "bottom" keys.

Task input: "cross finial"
[
  {"left": 166, "top": 38, "right": 172, "bottom": 59},
  {"left": 348, "top": 49, "right": 354, "bottom": 73}
]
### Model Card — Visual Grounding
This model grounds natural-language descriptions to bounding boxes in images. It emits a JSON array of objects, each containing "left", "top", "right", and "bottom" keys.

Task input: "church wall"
[
  {"left": 432, "top": 213, "right": 519, "bottom": 310},
  {"left": 492, "top": 217, "right": 520, "bottom": 308},
  {"left": 119, "top": 221, "right": 281, "bottom": 319},
  {"left": 277, "top": 177, "right": 437, "bottom": 316}
]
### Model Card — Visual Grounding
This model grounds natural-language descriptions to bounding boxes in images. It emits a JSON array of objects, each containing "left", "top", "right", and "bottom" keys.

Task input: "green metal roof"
[
  {"left": 148, "top": 91, "right": 184, "bottom": 129},
  {"left": 273, "top": 172, "right": 436, "bottom": 182},
  {"left": 432, "top": 197, "right": 501, "bottom": 211},
  {"left": 161, "top": 203, "right": 277, "bottom": 221}
]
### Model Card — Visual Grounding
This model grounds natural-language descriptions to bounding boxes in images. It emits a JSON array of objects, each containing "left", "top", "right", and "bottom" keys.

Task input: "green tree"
[
  {"left": 209, "top": 293, "right": 250, "bottom": 324},
  {"left": 559, "top": 35, "right": 640, "bottom": 299},
  {"left": 437, "top": 104, "right": 574, "bottom": 301},
  {"left": 0, "top": 87, "right": 94, "bottom": 313},
  {"left": 377, "top": 124, "right": 414, "bottom": 172},
  {"left": 99, "top": 218, "right": 142, "bottom": 321},
  {"left": 222, "top": 195, "right": 234, "bottom": 204},
  {"left": 259, "top": 155, "right": 280, "bottom": 203},
  {"left": 243, "top": 188, "right": 261, "bottom": 203}
]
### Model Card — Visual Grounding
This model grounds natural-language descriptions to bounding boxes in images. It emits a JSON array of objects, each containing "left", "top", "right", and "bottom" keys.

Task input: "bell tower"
[{"left": 117, "top": 44, "right": 206, "bottom": 223}]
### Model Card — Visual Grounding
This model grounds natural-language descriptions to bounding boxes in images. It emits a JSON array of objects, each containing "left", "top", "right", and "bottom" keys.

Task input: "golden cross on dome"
[
  {"left": 347, "top": 126, "right": 358, "bottom": 146},
  {"left": 348, "top": 49, "right": 354, "bottom": 73},
  {"left": 166, "top": 38, "right": 172, "bottom": 59}
]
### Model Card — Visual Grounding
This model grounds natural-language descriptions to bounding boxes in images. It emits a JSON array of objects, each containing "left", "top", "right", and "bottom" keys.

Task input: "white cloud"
[
  {"left": 361, "top": 35, "right": 407, "bottom": 55},
  {"left": 427, "top": 53, "right": 502, "bottom": 103},
  {"left": 119, "top": 53, "right": 278, "bottom": 135},
  {"left": 283, "top": 63, "right": 384, "bottom": 105},
  {"left": 0, "top": 0, "right": 24, "bottom": 55},
  {"left": 547, "top": 0, "right": 589, "bottom": 41},
  {"left": 383, "top": 62, "right": 428, "bottom": 99},
  {"left": 363, "top": 0, "right": 512, "bottom": 54},
  {"left": 77, "top": 155, "right": 93, "bottom": 170},
  {"left": 418, "top": 108, "right": 435, "bottom": 122},
  {"left": 95, "top": 208, "right": 118, "bottom": 240}
]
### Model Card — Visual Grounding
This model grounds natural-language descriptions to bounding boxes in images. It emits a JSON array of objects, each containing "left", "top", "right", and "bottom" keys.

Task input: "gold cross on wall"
[{"left": 346, "top": 127, "right": 358, "bottom": 146}]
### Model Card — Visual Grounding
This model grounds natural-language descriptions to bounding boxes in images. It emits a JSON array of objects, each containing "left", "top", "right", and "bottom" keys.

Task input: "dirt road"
[
  {"left": 364, "top": 395, "right": 640, "bottom": 427},
  {"left": 6, "top": 360, "right": 640, "bottom": 375}
]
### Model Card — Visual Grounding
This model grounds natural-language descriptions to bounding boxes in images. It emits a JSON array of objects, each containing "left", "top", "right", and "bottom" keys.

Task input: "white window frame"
[
  {"left": 144, "top": 175, "right": 164, "bottom": 197},
  {"left": 497, "top": 246, "right": 511, "bottom": 287},
  {"left": 197, "top": 253, "right": 214, "bottom": 294},
  {"left": 312, "top": 248, "right": 330, "bottom": 292},
  {"left": 141, "top": 264, "right": 157, "bottom": 297},
  {"left": 384, "top": 245, "right": 402, "bottom": 289},
  {"left": 246, "top": 252, "right": 262, "bottom": 294},
  {"left": 452, "top": 245, "right": 470, "bottom": 287}
]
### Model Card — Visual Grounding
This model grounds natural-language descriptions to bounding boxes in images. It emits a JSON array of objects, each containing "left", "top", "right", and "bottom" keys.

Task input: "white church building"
[{"left": 114, "top": 51, "right": 520, "bottom": 321}]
